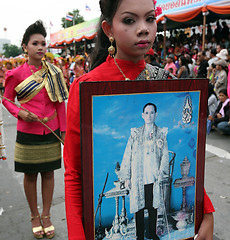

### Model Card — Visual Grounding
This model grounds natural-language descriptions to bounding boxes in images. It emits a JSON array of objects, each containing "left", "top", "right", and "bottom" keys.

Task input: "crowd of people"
[
  {"left": 2, "top": 20, "right": 229, "bottom": 135},
  {"left": 0, "top": 53, "right": 89, "bottom": 93},
  {"left": 150, "top": 22, "right": 230, "bottom": 135}
]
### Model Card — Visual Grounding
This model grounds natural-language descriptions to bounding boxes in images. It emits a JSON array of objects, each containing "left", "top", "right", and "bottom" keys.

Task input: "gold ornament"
[
  {"left": 108, "top": 36, "right": 115, "bottom": 57},
  {"left": 42, "top": 117, "right": 49, "bottom": 123},
  {"left": 145, "top": 68, "right": 150, "bottom": 80},
  {"left": 24, "top": 49, "right": 28, "bottom": 59},
  {"left": 28, "top": 64, "right": 44, "bottom": 83},
  {"left": 114, "top": 58, "right": 130, "bottom": 80},
  {"left": 114, "top": 58, "right": 150, "bottom": 81}
]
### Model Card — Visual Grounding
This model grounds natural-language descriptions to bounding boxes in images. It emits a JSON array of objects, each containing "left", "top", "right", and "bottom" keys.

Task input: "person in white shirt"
[{"left": 208, "top": 48, "right": 218, "bottom": 67}]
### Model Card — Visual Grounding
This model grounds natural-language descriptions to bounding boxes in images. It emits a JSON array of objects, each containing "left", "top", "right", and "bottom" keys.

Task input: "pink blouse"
[{"left": 3, "top": 62, "right": 67, "bottom": 134}]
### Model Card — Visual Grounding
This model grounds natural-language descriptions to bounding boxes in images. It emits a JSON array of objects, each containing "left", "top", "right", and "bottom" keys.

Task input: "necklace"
[
  {"left": 114, "top": 58, "right": 150, "bottom": 80},
  {"left": 114, "top": 58, "right": 130, "bottom": 80},
  {"left": 28, "top": 64, "right": 44, "bottom": 83}
]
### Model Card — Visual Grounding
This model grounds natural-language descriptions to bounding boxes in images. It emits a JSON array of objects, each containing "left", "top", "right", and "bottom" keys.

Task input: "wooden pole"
[
  {"left": 65, "top": 44, "right": 67, "bottom": 57},
  {"left": 0, "top": 95, "right": 64, "bottom": 145},
  {"left": 202, "top": 13, "right": 206, "bottom": 51},
  {"left": 164, "top": 22, "right": 167, "bottom": 61},
  {"left": 74, "top": 41, "right": 76, "bottom": 56},
  {"left": 84, "top": 40, "right": 86, "bottom": 54}
]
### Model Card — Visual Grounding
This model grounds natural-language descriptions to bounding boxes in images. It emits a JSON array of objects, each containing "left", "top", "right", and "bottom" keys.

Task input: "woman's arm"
[
  {"left": 2, "top": 71, "right": 21, "bottom": 118},
  {"left": 196, "top": 213, "right": 214, "bottom": 240},
  {"left": 177, "top": 66, "right": 184, "bottom": 78},
  {"left": 214, "top": 108, "right": 229, "bottom": 124},
  {"left": 64, "top": 80, "right": 86, "bottom": 240},
  {"left": 196, "top": 189, "right": 215, "bottom": 240}
]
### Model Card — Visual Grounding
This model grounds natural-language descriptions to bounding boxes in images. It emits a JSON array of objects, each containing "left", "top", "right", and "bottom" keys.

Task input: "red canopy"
[{"left": 156, "top": 0, "right": 230, "bottom": 30}]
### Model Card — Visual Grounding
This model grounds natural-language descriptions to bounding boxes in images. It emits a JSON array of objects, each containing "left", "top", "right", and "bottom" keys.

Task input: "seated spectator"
[
  {"left": 214, "top": 59, "right": 228, "bottom": 95},
  {"left": 185, "top": 54, "right": 196, "bottom": 78},
  {"left": 207, "top": 36, "right": 217, "bottom": 50},
  {"left": 156, "top": 55, "right": 164, "bottom": 68},
  {"left": 197, "top": 51, "right": 209, "bottom": 78},
  {"left": 208, "top": 48, "right": 218, "bottom": 67},
  {"left": 177, "top": 55, "right": 190, "bottom": 78},
  {"left": 207, "top": 63, "right": 217, "bottom": 85},
  {"left": 144, "top": 49, "right": 161, "bottom": 68},
  {"left": 164, "top": 54, "right": 177, "bottom": 75},
  {"left": 174, "top": 43, "right": 181, "bottom": 56},
  {"left": 192, "top": 48, "right": 198, "bottom": 61},
  {"left": 208, "top": 88, "right": 230, "bottom": 135},
  {"left": 208, "top": 83, "right": 218, "bottom": 116}
]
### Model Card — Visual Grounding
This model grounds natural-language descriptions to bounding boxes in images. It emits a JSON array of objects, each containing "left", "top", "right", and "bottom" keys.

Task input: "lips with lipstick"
[{"left": 136, "top": 40, "right": 150, "bottom": 48}]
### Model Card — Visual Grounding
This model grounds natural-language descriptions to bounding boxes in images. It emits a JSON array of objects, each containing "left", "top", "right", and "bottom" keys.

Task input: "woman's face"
[
  {"left": 110, "top": 0, "right": 157, "bottom": 62},
  {"left": 24, "top": 34, "right": 46, "bottom": 63},
  {"left": 218, "top": 92, "right": 228, "bottom": 103}
]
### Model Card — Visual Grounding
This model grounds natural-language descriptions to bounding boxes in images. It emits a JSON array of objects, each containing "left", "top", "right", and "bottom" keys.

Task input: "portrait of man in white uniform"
[{"left": 118, "top": 102, "right": 169, "bottom": 240}]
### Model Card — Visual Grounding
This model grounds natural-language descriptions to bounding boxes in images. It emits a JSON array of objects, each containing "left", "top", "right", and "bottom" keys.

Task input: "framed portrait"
[{"left": 80, "top": 79, "right": 208, "bottom": 240}]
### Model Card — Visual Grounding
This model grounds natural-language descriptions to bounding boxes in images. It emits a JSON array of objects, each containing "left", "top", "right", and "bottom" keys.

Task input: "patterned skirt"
[{"left": 14, "top": 130, "right": 61, "bottom": 173}]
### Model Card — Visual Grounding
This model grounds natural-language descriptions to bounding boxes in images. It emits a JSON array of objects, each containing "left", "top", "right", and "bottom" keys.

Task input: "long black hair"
[
  {"left": 90, "top": 0, "right": 122, "bottom": 70},
  {"left": 21, "top": 20, "right": 47, "bottom": 50},
  {"left": 179, "top": 55, "right": 190, "bottom": 75}
]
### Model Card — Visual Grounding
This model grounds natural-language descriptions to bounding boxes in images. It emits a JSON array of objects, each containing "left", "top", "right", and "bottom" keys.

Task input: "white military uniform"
[{"left": 119, "top": 123, "right": 169, "bottom": 214}]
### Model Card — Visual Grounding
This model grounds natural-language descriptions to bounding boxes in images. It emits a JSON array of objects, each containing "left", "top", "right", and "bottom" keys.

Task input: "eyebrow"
[
  {"left": 32, "top": 40, "right": 46, "bottom": 42},
  {"left": 121, "top": 9, "right": 155, "bottom": 17}
]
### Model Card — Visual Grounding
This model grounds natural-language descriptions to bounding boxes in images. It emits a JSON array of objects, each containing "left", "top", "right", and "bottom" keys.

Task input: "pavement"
[
  {"left": 205, "top": 130, "right": 230, "bottom": 240},
  {"left": 0, "top": 106, "right": 229, "bottom": 240},
  {"left": 0, "top": 107, "right": 68, "bottom": 240}
]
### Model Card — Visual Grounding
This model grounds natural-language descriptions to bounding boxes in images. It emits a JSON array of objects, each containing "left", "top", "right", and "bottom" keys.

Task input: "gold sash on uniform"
[{"left": 15, "top": 61, "right": 68, "bottom": 104}]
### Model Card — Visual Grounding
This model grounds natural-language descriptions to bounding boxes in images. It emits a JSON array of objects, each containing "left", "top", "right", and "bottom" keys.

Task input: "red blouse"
[{"left": 64, "top": 56, "right": 214, "bottom": 239}]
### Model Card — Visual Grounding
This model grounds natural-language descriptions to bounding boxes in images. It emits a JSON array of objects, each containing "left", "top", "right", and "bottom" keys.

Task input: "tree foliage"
[
  {"left": 61, "top": 9, "right": 85, "bottom": 28},
  {"left": 3, "top": 44, "right": 23, "bottom": 58}
]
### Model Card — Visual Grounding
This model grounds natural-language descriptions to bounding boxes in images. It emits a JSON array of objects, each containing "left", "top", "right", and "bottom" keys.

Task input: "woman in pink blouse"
[{"left": 3, "top": 20, "right": 68, "bottom": 239}]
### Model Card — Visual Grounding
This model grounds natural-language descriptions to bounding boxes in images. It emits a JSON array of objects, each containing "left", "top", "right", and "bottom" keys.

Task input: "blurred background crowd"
[{"left": 0, "top": 20, "right": 229, "bottom": 135}]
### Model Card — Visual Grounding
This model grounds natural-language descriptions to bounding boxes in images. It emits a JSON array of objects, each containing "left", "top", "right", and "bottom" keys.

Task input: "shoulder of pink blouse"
[{"left": 3, "top": 64, "right": 28, "bottom": 118}]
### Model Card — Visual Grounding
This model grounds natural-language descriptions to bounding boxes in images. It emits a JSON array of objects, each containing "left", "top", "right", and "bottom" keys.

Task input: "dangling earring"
[
  {"left": 108, "top": 36, "right": 115, "bottom": 57},
  {"left": 24, "top": 49, "right": 28, "bottom": 59}
]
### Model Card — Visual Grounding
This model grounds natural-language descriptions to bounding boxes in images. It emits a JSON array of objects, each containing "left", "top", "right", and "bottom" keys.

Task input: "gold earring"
[
  {"left": 108, "top": 36, "right": 115, "bottom": 57},
  {"left": 24, "top": 50, "right": 28, "bottom": 58}
]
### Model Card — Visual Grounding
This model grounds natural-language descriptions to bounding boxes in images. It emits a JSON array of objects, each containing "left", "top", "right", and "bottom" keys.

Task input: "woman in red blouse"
[{"left": 64, "top": 0, "right": 214, "bottom": 239}]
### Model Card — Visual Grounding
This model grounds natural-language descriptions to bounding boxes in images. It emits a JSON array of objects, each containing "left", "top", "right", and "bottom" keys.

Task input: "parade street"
[{"left": 0, "top": 104, "right": 229, "bottom": 240}]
